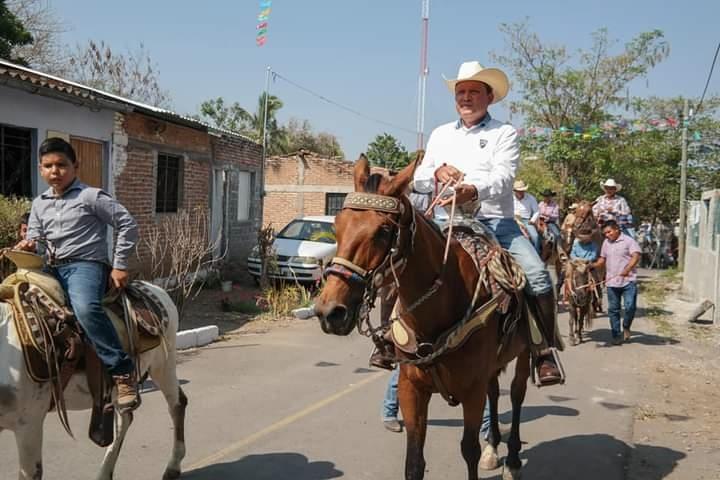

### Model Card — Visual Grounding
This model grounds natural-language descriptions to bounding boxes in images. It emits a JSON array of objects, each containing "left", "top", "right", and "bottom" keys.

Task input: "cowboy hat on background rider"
[
  {"left": 412, "top": 60, "right": 564, "bottom": 386},
  {"left": 592, "top": 179, "right": 636, "bottom": 239}
]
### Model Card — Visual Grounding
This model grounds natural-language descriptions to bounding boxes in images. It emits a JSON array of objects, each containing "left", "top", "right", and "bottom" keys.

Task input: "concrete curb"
[{"left": 176, "top": 325, "right": 220, "bottom": 350}]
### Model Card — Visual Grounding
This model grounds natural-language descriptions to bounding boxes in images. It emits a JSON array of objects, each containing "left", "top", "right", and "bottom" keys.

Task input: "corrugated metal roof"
[{"left": 0, "top": 59, "right": 256, "bottom": 143}]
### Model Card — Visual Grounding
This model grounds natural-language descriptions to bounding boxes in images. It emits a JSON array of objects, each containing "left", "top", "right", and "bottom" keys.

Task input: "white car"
[{"left": 247, "top": 215, "right": 336, "bottom": 284}]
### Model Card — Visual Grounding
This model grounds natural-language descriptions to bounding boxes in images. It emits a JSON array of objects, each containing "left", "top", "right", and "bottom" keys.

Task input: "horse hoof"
[
  {"left": 569, "top": 336, "right": 579, "bottom": 346},
  {"left": 502, "top": 465, "right": 522, "bottom": 480},
  {"left": 162, "top": 469, "right": 181, "bottom": 480},
  {"left": 480, "top": 445, "right": 499, "bottom": 470}
]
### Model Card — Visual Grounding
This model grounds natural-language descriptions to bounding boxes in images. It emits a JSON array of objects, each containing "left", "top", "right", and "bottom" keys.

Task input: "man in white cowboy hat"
[
  {"left": 512, "top": 180, "right": 541, "bottom": 253},
  {"left": 592, "top": 179, "right": 635, "bottom": 238},
  {"left": 413, "top": 60, "right": 563, "bottom": 386}
]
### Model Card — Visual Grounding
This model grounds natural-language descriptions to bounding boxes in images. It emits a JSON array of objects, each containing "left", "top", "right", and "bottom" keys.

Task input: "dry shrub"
[
  {"left": 0, "top": 195, "right": 31, "bottom": 248},
  {"left": 138, "top": 207, "right": 223, "bottom": 320},
  {"left": 258, "top": 283, "right": 313, "bottom": 319}
]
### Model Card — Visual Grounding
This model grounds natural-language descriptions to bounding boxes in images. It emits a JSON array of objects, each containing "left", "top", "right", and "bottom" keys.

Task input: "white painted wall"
[{"left": 0, "top": 85, "right": 115, "bottom": 195}]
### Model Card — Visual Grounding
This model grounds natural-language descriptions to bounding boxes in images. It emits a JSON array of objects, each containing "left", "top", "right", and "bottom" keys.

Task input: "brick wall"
[
  {"left": 113, "top": 112, "right": 212, "bottom": 272},
  {"left": 212, "top": 135, "right": 263, "bottom": 261},
  {"left": 263, "top": 152, "right": 354, "bottom": 227}
]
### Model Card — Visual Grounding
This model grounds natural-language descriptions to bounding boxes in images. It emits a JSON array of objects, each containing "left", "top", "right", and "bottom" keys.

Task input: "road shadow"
[
  {"left": 427, "top": 405, "right": 578, "bottom": 428},
  {"left": 183, "top": 452, "right": 344, "bottom": 479},
  {"left": 485, "top": 434, "right": 684, "bottom": 480},
  {"left": 585, "top": 327, "right": 679, "bottom": 346}
]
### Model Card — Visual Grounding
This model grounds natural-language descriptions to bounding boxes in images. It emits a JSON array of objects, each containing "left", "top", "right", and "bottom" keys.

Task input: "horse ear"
[
  {"left": 386, "top": 150, "right": 424, "bottom": 197},
  {"left": 354, "top": 154, "right": 370, "bottom": 192}
]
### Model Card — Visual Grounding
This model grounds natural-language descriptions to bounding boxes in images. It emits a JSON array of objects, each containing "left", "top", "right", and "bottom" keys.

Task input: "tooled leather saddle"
[{"left": 0, "top": 249, "right": 168, "bottom": 447}]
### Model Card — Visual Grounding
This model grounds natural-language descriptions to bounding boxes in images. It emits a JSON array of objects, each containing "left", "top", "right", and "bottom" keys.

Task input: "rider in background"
[
  {"left": 512, "top": 180, "right": 541, "bottom": 254},
  {"left": 18, "top": 212, "right": 30, "bottom": 241},
  {"left": 538, "top": 189, "right": 561, "bottom": 243},
  {"left": 592, "top": 179, "right": 635, "bottom": 239}
]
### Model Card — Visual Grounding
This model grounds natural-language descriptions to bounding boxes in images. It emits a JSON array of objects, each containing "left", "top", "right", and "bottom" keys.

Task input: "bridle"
[
  {"left": 565, "top": 262, "right": 592, "bottom": 307},
  {"left": 323, "top": 192, "right": 417, "bottom": 338}
]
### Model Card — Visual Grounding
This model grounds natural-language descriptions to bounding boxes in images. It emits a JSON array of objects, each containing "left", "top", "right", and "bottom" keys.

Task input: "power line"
[
  {"left": 270, "top": 70, "right": 417, "bottom": 136},
  {"left": 696, "top": 42, "right": 720, "bottom": 114}
]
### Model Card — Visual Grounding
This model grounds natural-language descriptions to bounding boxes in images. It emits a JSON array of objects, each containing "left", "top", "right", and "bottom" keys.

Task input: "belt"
[{"left": 50, "top": 257, "right": 108, "bottom": 267}]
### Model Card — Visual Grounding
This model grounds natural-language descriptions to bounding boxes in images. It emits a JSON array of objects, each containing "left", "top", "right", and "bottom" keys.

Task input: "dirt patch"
[
  {"left": 627, "top": 272, "right": 720, "bottom": 479},
  {"left": 179, "top": 281, "right": 307, "bottom": 336}
]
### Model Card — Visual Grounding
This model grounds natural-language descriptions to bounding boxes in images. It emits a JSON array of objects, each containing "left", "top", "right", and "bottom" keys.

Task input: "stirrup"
[{"left": 531, "top": 348, "right": 566, "bottom": 387}]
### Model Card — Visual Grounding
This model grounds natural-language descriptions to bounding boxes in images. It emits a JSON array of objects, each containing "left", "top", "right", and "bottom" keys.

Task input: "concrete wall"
[
  {"left": 212, "top": 135, "right": 263, "bottom": 261},
  {"left": 0, "top": 85, "right": 115, "bottom": 194},
  {"left": 683, "top": 189, "right": 720, "bottom": 323}
]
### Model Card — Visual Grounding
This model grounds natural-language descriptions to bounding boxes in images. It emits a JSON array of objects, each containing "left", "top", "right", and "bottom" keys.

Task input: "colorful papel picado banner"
[{"left": 256, "top": 0, "right": 272, "bottom": 47}]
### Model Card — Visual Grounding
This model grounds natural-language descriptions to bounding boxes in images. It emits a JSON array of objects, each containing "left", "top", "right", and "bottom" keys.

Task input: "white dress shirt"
[
  {"left": 514, "top": 193, "right": 539, "bottom": 222},
  {"left": 413, "top": 114, "right": 519, "bottom": 219}
]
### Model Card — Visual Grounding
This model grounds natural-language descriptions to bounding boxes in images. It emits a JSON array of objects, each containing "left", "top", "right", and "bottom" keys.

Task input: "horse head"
[
  {"left": 567, "top": 259, "right": 592, "bottom": 306},
  {"left": 573, "top": 200, "right": 596, "bottom": 232},
  {"left": 314, "top": 152, "right": 423, "bottom": 336}
]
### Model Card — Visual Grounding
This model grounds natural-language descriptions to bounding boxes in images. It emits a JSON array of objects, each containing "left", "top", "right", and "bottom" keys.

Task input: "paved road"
[{"left": 1, "top": 277, "right": 677, "bottom": 479}]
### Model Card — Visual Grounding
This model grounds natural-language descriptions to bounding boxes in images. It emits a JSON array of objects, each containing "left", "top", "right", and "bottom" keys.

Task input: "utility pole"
[
  {"left": 416, "top": 0, "right": 430, "bottom": 150},
  {"left": 678, "top": 98, "right": 689, "bottom": 271}
]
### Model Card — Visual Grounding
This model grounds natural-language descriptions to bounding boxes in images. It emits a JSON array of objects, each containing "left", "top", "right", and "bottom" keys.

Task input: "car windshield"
[{"left": 276, "top": 220, "right": 336, "bottom": 243}]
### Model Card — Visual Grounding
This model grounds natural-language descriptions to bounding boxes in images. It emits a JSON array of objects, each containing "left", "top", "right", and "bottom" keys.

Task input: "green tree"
[
  {"left": 366, "top": 133, "right": 411, "bottom": 171},
  {"left": 0, "top": 0, "right": 32, "bottom": 65},
  {"left": 7, "top": 0, "right": 68, "bottom": 74},
  {"left": 283, "top": 118, "right": 344, "bottom": 158},
  {"left": 198, "top": 93, "right": 286, "bottom": 154},
  {"left": 497, "top": 23, "right": 671, "bottom": 207}
]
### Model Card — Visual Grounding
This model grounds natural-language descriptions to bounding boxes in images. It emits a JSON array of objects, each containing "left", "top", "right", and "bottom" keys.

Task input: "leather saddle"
[{"left": 0, "top": 250, "right": 168, "bottom": 447}]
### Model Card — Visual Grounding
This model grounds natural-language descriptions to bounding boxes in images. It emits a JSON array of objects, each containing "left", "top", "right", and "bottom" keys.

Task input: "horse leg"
[
  {"left": 459, "top": 379, "right": 491, "bottom": 480},
  {"left": 14, "top": 416, "right": 44, "bottom": 480},
  {"left": 96, "top": 411, "right": 133, "bottom": 480},
  {"left": 503, "top": 350, "right": 530, "bottom": 480},
  {"left": 149, "top": 355, "right": 188, "bottom": 480},
  {"left": 568, "top": 307, "right": 578, "bottom": 346},
  {"left": 398, "top": 372, "right": 431, "bottom": 480},
  {"left": 480, "top": 375, "right": 500, "bottom": 471}
]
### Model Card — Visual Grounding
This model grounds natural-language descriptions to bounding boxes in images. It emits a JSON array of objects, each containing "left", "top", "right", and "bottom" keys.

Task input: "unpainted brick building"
[{"left": 263, "top": 151, "right": 354, "bottom": 229}]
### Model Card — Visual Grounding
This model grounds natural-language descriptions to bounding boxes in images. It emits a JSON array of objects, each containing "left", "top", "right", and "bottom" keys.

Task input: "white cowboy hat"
[
  {"left": 602, "top": 178, "right": 622, "bottom": 191},
  {"left": 569, "top": 203, "right": 579, "bottom": 210},
  {"left": 443, "top": 61, "right": 509, "bottom": 104},
  {"left": 513, "top": 180, "right": 529, "bottom": 191}
]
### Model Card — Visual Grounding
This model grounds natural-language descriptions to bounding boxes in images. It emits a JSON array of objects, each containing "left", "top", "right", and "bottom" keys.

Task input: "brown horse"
[
  {"left": 563, "top": 259, "right": 595, "bottom": 345},
  {"left": 314, "top": 154, "right": 534, "bottom": 480}
]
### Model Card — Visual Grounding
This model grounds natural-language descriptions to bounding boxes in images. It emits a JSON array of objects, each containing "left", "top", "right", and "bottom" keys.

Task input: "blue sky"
[{"left": 51, "top": 0, "right": 718, "bottom": 159}]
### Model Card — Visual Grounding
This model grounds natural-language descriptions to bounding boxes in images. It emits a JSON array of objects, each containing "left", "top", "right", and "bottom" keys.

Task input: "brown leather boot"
[
  {"left": 113, "top": 374, "right": 141, "bottom": 413},
  {"left": 532, "top": 292, "right": 563, "bottom": 386}
]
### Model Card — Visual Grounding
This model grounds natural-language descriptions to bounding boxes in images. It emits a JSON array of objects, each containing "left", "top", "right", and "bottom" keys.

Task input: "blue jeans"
[
  {"left": 481, "top": 399, "right": 490, "bottom": 439},
  {"left": 382, "top": 367, "right": 400, "bottom": 420},
  {"left": 519, "top": 219, "right": 541, "bottom": 254},
  {"left": 606, "top": 282, "right": 638, "bottom": 338},
  {"left": 53, "top": 261, "right": 133, "bottom": 376},
  {"left": 481, "top": 218, "right": 553, "bottom": 295}
]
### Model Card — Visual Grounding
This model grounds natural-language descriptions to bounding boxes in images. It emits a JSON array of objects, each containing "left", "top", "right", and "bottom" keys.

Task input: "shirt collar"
[
  {"left": 455, "top": 112, "right": 492, "bottom": 131},
  {"left": 40, "top": 177, "right": 83, "bottom": 199}
]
